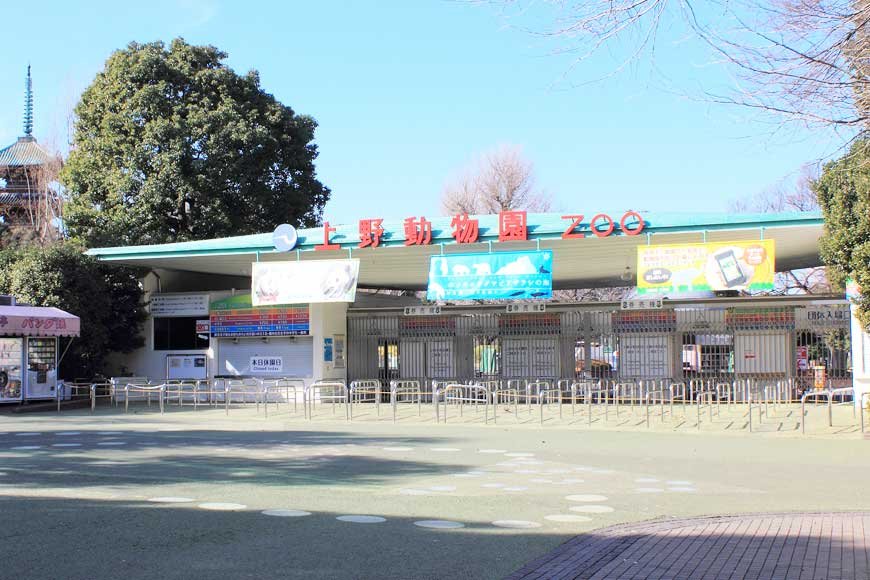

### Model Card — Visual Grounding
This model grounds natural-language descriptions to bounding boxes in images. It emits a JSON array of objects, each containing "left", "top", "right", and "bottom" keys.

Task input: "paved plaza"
[{"left": 0, "top": 405, "right": 868, "bottom": 579}]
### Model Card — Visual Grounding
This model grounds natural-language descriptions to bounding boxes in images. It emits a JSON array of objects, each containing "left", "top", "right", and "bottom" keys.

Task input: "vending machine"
[{"left": 0, "top": 338, "right": 23, "bottom": 403}]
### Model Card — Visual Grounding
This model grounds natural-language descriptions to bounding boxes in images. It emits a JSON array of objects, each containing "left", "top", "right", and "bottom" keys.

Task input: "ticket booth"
[{"left": 0, "top": 302, "right": 81, "bottom": 403}]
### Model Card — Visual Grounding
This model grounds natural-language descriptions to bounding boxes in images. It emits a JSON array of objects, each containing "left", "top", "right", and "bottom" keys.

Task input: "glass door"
[{"left": 0, "top": 338, "right": 23, "bottom": 402}]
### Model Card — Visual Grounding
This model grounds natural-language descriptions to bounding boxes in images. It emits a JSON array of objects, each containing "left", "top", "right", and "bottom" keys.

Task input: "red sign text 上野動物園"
[{"left": 314, "top": 210, "right": 645, "bottom": 250}]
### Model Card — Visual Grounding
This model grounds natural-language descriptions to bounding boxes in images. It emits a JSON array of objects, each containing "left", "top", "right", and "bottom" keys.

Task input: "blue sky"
[{"left": 0, "top": 0, "right": 841, "bottom": 226}]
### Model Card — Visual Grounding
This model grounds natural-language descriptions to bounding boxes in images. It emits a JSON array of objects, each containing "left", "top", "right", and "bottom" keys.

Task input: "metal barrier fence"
[{"left": 347, "top": 299, "right": 853, "bottom": 393}]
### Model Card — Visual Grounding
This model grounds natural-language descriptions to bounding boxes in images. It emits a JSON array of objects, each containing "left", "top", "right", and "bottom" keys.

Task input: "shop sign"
[
  {"left": 250, "top": 357, "right": 283, "bottom": 373},
  {"left": 797, "top": 305, "right": 851, "bottom": 329},
  {"left": 195, "top": 320, "right": 210, "bottom": 334},
  {"left": 506, "top": 304, "right": 546, "bottom": 313},
  {"left": 314, "top": 210, "right": 645, "bottom": 250},
  {"left": 150, "top": 294, "right": 210, "bottom": 317},
  {"left": 637, "top": 240, "right": 775, "bottom": 295},
  {"left": 252, "top": 260, "right": 360, "bottom": 306},
  {"left": 403, "top": 306, "right": 442, "bottom": 316},
  {"left": 621, "top": 298, "right": 663, "bottom": 310},
  {"left": 427, "top": 250, "right": 553, "bottom": 301},
  {"left": 210, "top": 294, "right": 309, "bottom": 337}
]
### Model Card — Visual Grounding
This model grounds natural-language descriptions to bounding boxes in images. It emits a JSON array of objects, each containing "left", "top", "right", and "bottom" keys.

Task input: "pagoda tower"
[{"left": 0, "top": 66, "right": 60, "bottom": 228}]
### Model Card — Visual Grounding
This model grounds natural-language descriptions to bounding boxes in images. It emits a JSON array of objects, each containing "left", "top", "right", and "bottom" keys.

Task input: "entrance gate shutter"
[{"left": 218, "top": 337, "right": 313, "bottom": 377}]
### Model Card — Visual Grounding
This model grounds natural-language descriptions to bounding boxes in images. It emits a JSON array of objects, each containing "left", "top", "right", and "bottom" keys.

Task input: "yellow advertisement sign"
[{"left": 637, "top": 240, "right": 775, "bottom": 295}]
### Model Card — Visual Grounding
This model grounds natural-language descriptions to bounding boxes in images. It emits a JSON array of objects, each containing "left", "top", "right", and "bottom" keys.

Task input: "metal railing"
[
  {"left": 389, "top": 380, "right": 426, "bottom": 423},
  {"left": 305, "top": 381, "right": 348, "bottom": 420},
  {"left": 801, "top": 387, "right": 854, "bottom": 435},
  {"left": 435, "top": 383, "right": 490, "bottom": 423}
]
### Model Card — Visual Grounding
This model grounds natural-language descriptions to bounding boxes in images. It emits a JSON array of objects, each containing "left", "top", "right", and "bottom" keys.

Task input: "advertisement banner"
[
  {"left": 637, "top": 240, "right": 775, "bottom": 295},
  {"left": 252, "top": 260, "right": 360, "bottom": 306},
  {"left": 427, "top": 250, "right": 553, "bottom": 301},
  {"left": 150, "top": 294, "right": 210, "bottom": 317}
]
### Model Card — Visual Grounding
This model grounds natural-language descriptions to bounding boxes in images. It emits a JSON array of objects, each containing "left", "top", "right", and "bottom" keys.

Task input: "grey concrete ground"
[{"left": 0, "top": 404, "right": 868, "bottom": 579}]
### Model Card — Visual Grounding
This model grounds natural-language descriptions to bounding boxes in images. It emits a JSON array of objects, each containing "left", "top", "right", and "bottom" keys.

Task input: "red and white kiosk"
[{"left": 0, "top": 298, "right": 80, "bottom": 403}]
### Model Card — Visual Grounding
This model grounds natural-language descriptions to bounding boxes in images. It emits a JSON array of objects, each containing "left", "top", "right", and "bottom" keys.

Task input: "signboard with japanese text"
[
  {"left": 210, "top": 294, "right": 309, "bottom": 337},
  {"left": 150, "top": 294, "right": 210, "bottom": 317},
  {"left": 796, "top": 305, "right": 851, "bottom": 329},
  {"left": 250, "top": 356, "right": 283, "bottom": 373},
  {"left": 251, "top": 260, "right": 360, "bottom": 306},
  {"left": 426, "top": 250, "right": 553, "bottom": 301},
  {"left": 637, "top": 240, "right": 775, "bottom": 295}
]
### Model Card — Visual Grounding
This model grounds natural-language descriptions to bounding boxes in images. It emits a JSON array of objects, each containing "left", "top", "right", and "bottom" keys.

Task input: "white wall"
[{"left": 851, "top": 304, "right": 870, "bottom": 410}]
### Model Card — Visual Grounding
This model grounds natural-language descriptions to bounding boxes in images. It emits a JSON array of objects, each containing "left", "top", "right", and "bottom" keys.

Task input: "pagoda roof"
[{"left": 0, "top": 136, "right": 54, "bottom": 168}]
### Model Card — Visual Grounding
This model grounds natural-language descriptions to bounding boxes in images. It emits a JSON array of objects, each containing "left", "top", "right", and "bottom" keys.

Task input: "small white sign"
[
  {"left": 250, "top": 356, "right": 283, "bottom": 373},
  {"left": 506, "top": 303, "right": 546, "bottom": 313},
  {"left": 621, "top": 298, "right": 663, "bottom": 310},
  {"left": 150, "top": 294, "right": 210, "bottom": 317},
  {"left": 195, "top": 320, "right": 210, "bottom": 334},
  {"left": 403, "top": 306, "right": 442, "bottom": 316}
]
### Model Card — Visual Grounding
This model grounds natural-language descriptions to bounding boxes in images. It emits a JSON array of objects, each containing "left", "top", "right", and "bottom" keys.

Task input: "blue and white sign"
[
  {"left": 272, "top": 224, "right": 298, "bottom": 252},
  {"left": 427, "top": 250, "right": 553, "bottom": 301}
]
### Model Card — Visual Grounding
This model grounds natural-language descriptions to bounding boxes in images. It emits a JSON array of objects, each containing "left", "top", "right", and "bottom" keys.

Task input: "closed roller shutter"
[{"left": 218, "top": 337, "right": 313, "bottom": 378}]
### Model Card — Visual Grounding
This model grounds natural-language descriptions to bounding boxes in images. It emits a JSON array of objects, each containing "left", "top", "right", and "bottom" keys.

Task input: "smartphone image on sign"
[{"left": 713, "top": 249, "right": 748, "bottom": 287}]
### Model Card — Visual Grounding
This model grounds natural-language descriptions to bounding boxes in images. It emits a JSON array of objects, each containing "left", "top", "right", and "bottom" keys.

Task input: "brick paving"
[{"left": 507, "top": 513, "right": 870, "bottom": 580}]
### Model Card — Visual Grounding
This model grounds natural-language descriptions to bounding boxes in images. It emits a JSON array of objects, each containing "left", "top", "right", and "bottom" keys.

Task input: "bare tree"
[
  {"left": 489, "top": 1, "right": 870, "bottom": 139},
  {"left": 441, "top": 144, "right": 552, "bottom": 214},
  {"left": 730, "top": 162, "right": 832, "bottom": 294}
]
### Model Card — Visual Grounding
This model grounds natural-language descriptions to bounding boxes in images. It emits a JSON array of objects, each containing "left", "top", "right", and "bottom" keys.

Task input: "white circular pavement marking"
[
  {"left": 492, "top": 520, "right": 541, "bottom": 529},
  {"left": 148, "top": 497, "right": 195, "bottom": 503},
  {"left": 481, "top": 483, "right": 506, "bottom": 488},
  {"left": 229, "top": 471, "right": 256, "bottom": 477},
  {"left": 635, "top": 487, "right": 665, "bottom": 493},
  {"left": 382, "top": 447, "right": 413, "bottom": 452},
  {"left": 198, "top": 502, "right": 247, "bottom": 511},
  {"left": 414, "top": 520, "right": 465, "bottom": 529},
  {"left": 52, "top": 443, "right": 81, "bottom": 448},
  {"left": 428, "top": 485, "right": 456, "bottom": 492},
  {"left": 12, "top": 445, "right": 41, "bottom": 450},
  {"left": 14, "top": 432, "right": 41, "bottom": 437},
  {"left": 570, "top": 505, "right": 615, "bottom": 514},
  {"left": 478, "top": 449, "right": 507, "bottom": 454},
  {"left": 56, "top": 431, "right": 81, "bottom": 436},
  {"left": 97, "top": 441, "right": 126, "bottom": 446},
  {"left": 430, "top": 447, "right": 461, "bottom": 452},
  {"left": 336, "top": 515, "right": 386, "bottom": 524},
  {"left": 262, "top": 509, "right": 311, "bottom": 517},
  {"left": 565, "top": 494, "right": 608, "bottom": 502},
  {"left": 545, "top": 514, "right": 593, "bottom": 523},
  {"left": 504, "top": 452, "right": 535, "bottom": 458},
  {"left": 635, "top": 477, "right": 660, "bottom": 483},
  {"left": 668, "top": 487, "right": 697, "bottom": 493}
]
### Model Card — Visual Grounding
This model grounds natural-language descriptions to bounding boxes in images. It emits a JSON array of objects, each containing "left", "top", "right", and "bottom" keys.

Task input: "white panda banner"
[{"left": 252, "top": 260, "right": 360, "bottom": 306}]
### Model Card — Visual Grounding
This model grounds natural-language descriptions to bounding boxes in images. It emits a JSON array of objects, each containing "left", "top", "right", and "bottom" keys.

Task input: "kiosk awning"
[{"left": 0, "top": 305, "right": 81, "bottom": 337}]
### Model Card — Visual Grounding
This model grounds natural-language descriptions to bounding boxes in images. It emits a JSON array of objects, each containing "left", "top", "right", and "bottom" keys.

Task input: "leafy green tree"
[
  {"left": 0, "top": 244, "right": 146, "bottom": 378},
  {"left": 815, "top": 139, "right": 870, "bottom": 328},
  {"left": 63, "top": 38, "right": 330, "bottom": 247}
]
